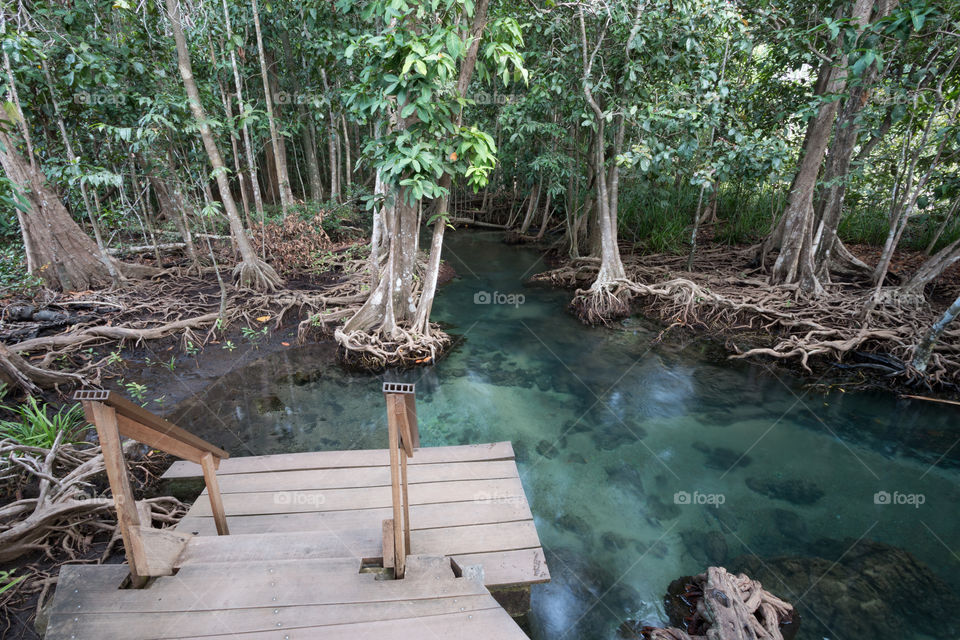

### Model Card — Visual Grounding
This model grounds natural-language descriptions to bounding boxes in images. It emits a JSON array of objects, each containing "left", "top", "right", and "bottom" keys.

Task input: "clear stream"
[{"left": 171, "top": 231, "right": 960, "bottom": 640}]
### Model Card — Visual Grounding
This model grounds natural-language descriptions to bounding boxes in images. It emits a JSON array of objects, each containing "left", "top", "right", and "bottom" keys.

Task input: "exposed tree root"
[
  {"left": 535, "top": 245, "right": 960, "bottom": 389},
  {"left": 570, "top": 281, "right": 632, "bottom": 325},
  {"left": 633, "top": 567, "right": 797, "bottom": 640},
  {"left": 0, "top": 436, "right": 186, "bottom": 564},
  {"left": 0, "top": 246, "right": 372, "bottom": 388},
  {"left": 233, "top": 258, "right": 283, "bottom": 292},
  {"left": 335, "top": 324, "right": 451, "bottom": 371}
]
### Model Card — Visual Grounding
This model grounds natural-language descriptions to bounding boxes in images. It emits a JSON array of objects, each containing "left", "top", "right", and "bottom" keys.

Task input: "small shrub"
[{"left": 0, "top": 397, "right": 90, "bottom": 448}]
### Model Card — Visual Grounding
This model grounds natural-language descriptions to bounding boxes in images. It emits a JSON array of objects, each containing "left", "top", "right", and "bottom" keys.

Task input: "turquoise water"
[{"left": 172, "top": 231, "right": 960, "bottom": 639}]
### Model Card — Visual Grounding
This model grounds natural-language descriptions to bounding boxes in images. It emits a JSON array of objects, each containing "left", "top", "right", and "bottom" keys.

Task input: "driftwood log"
[{"left": 639, "top": 567, "right": 797, "bottom": 640}]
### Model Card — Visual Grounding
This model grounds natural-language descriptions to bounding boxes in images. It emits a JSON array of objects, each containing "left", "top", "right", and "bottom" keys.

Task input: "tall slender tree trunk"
[
  {"left": 575, "top": 6, "right": 630, "bottom": 323},
  {"left": 165, "top": 0, "right": 281, "bottom": 291},
  {"left": 519, "top": 180, "right": 541, "bottom": 234},
  {"left": 320, "top": 69, "right": 340, "bottom": 203},
  {"left": 250, "top": 0, "right": 293, "bottom": 213},
  {"left": 221, "top": 0, "right": 265, "bottom": 223}
]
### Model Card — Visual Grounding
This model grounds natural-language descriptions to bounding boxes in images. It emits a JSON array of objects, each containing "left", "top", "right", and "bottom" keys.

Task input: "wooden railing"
[
  {"left": 74, "top": 390, "right": 230, "bottom": 586},
  {"left": 381, "top": 382, "right": 419, "bottom": 579}
]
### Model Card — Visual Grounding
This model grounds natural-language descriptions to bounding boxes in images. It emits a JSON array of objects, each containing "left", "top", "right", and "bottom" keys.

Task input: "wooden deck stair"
[
  {"left": 46, "top": 555, "right": 529, "bottom": 639},
  {"left": 44, "top": 388, "right": 548, "bottom": 638}
]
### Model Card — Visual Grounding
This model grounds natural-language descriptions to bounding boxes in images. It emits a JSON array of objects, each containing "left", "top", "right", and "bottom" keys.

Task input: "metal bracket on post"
[{"left": 382, "top": 382, "right": 419, "bottom": 578}]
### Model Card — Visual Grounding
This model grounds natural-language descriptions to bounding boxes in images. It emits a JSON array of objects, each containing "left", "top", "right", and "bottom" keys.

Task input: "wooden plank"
[
  {"left": 161, "top": 442, "right": 516, "bottom": 479},
  {"left": 200, "top": 452, "right": 229, "bottom": 535},
  {"left": 48, "top": 559, "right": 489, "bottom": 614},
  {"left": 184, "top": 477, "right": 528, "bottom": 517},
  {"left": 410, "top": 521, "right": 542, "bottom": 556},
  {"left": 386, "top": 407, "right": 405, "bottom": 578},
  {"left": 174, "top": 522, "right": 542, "bottom": 567},
  {"left": 76, "top": 390, "right": 229, "bottom": 459},
  {"left": 115, "top": 414, "right": 208, "bottom": 465},
  {"left": 404, "top": 393, "right": 419, "bottom": 448},
  {"left": 382, "top": 519, "right": 395, "bottom": 569},
  {"left": 451, "top": 548, "right": 551, "bottom": 587},
  {"left": 46, "top": 594, "right": 500, "bottom": 640},
  {"left": 176, "top": 528, "right": 381, "bottom": 565},
  {"left": 209, "top": 459, "right": 519, "bottom": 494},
  {"left": 176, "top": 499, "right": 534, "bottom": 536},
  {"left": 171, "top": 608, "right": 527, "bottom": 640},
  {"left": 138, "top": 527, "right": 192, "bottom": 575},
  {"left": 86, "top": 402, "right": 148, "bottom": 584},
  {"left": 401, "top": 449, "right": 412, "bottom": 552}
]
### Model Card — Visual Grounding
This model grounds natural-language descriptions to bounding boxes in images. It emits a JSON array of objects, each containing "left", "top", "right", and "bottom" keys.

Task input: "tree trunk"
[
  {"left": 519, "top": 180, "right": 541, "bottom": 234},
  {"left": 814, "top": 3, "right": 899, "bottom": 279},
  {"left": 535, "top": 191, "right": 553, "bottom": 240},
  {"left": 902, "top": 237, "right": 960, "bottom": 296},
  {"left": 250, "top": 0, "right": 293, "bottom": 213},
  {"left": 320, "top": 68, "right": 340, "bottom": 203},
  {"left": 768, "top": 0, "right": 874, "bottom": 294},
  {"left": 147, "top": 170, "right": 199, "bottom": 263},
  {"left": 412, "top": 0, "right": 490, "bottom": 333},
  {"left": 165, "top": 0, "right": 281, "bottom": 291},
  {"left": 0, "top": 130, "right": 116, "bottom": 291},
  {"left": 912, "top": 293, "right": 960, "bottom": 373},
  {"left": 221, "top": 0, "right": 265, "bottom": 222},
  {"left": 39, "top": 58, "right": 120, "bottom": 286}
]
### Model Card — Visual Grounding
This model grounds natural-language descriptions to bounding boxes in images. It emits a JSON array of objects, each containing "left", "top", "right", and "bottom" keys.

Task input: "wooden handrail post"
[
  {"left": 385, "top": 399, "right": 405, "bottom": 578},
  {"left": 200, "top": 452, "right": 229, "bottom": 535},
  {"left": 76, "top": 389, "right": 229, "bottom": 580},
  {"left": 382, "top": 382, "right": 418, "bottom": 579},
  {"left": 84, "top": 401, "right": 149, "bottom": 587}
]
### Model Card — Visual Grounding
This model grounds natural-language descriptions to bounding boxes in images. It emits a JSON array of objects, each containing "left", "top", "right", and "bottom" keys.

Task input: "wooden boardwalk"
[{"left": 45, "top": 442, "right": 548, "bottom": 639}]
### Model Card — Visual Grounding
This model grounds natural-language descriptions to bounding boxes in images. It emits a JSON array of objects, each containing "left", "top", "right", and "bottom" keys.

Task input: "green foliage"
[
  {"left": 122, "top": 381, "right": 148, "bottom": 404},
  {"left": 0, "top": 397, "right": 89, "bottom": 448},
  {"left": 0, "top": 246, "right": 43, "bottom": 295},
  {"left": 241, "top": 326, "right": 268, "bottom": 347}
]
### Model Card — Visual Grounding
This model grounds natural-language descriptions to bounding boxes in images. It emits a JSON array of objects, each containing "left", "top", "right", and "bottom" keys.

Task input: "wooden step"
[
  {"left": 45, "top": 556, "right": 529, "bottom": 639},
  {"left": 162, "top": 442, "right": 516, "bottom": 478},
  {"left": 173, "top": 521, "right": 542, "bottom": 567}
]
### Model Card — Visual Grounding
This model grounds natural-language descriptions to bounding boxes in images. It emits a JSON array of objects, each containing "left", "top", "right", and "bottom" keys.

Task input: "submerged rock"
[
  {"left": 746, "top": 476, "right": 825, "bottom": 506},
  {"left": 254, "top": 395, "right": 285, "bottom": 413},
  {"left": 536, "top": 439, "right": 560, "bottom": 459},
  {"left": 731, "top": 540, "right": 960, "bottom": 639},
  {"left": 645, "top": 494, "right": 681, "bottom": 522},
  {"left": 556, "top": 513, "right": 593, "bottom": 540},
  {"left": 691, "top": 440, "right": 752, "bottom": 470},
  {"left": 680, "top": 529, "right": 728, "bottom": 566},
  {"left": 601, "top": 531, "right": 633, "bottom": 553}
]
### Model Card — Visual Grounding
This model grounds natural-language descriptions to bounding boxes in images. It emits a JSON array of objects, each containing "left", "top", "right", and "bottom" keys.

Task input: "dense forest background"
[{"left": 0, "top": 0, "right": 958, "bottom": 383}]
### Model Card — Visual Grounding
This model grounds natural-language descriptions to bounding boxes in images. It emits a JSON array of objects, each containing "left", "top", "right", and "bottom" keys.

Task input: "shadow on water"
[{"left": 170, "top": 231, "right": 960, "bottom": 640}]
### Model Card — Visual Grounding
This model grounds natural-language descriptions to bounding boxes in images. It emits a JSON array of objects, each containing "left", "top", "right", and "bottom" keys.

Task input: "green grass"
[{"left": 0, "top": 396, "right": 90, "bottom": 448}]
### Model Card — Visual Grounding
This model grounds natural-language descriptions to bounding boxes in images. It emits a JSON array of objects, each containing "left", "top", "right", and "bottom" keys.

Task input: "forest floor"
[{"left": 529, "top": 232, "right": 960, "bottom": 397}]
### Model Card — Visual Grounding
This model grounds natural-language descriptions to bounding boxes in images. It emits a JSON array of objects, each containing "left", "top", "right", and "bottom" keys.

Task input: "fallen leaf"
[{"left": 256, "top": 315, "right": 271, "bottom": 323}]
